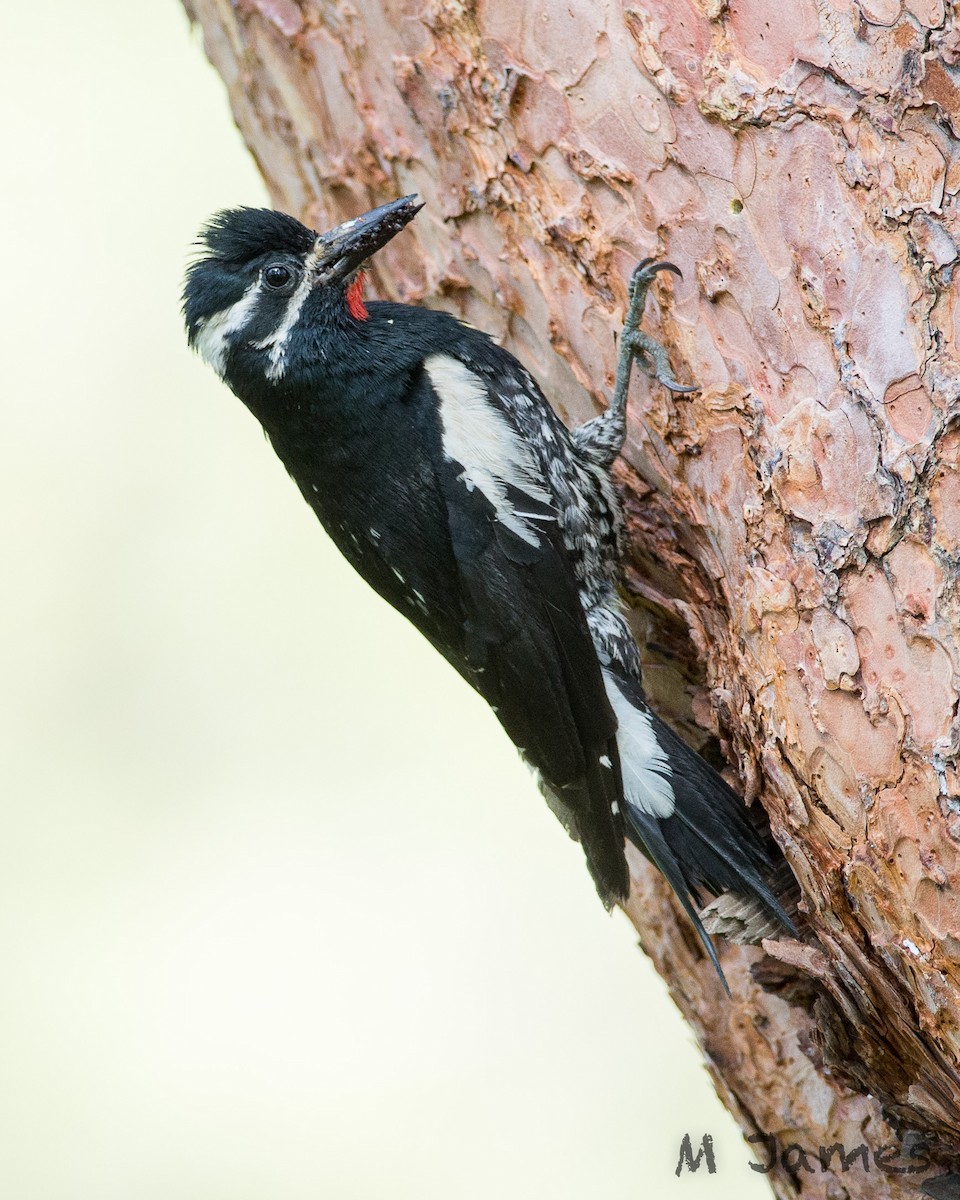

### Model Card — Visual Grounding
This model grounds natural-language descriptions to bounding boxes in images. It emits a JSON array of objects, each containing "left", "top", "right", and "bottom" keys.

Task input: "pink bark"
[{"left": 183, "top": 0, "right": 960, "bottom": 1192}]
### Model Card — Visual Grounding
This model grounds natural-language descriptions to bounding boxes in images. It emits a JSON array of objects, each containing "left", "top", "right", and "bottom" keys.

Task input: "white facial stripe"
[
  {"left": 602, "top": 670, "right": 675, "bottom": 818},
  {"left": 425, "top": 354, "right": 554, "bottom": 546},
  {"left": 253, "top": 238, "right": 330, "bottom": 382},
  {"left": 193, "top": 280, "right": 261, "bottom": 378},
  {"left": 257, "top": 277, "right": 311, "bottom": 381}
]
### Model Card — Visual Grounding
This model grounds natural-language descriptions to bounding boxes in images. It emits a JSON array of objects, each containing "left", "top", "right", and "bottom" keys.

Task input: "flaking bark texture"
[{"left": 183, "top": 0, "right": 960, "bottom": 1193}]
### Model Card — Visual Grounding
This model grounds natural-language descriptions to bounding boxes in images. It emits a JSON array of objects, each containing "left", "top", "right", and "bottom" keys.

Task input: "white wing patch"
[
  {"left": 602, "top": 670, "right": 675, "bottom": 818},
  {"left": 425, "top": 353, "right": 554, "bottom": 546},
  {"left": 194, "top": 280, "right": 261, "bottom": 377}
]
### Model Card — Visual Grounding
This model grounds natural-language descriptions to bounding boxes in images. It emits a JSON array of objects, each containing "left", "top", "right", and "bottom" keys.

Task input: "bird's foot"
[
  {"left": 586, "top": 257, "right": 699, "bottom": 465},
  {"left": 620, "top": 259, "right": 699, "bottom": 396}
]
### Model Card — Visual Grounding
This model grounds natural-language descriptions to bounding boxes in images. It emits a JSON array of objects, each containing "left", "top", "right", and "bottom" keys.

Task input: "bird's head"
[{"left": 182, "top": 195, "right": 423, "bottom": 384}]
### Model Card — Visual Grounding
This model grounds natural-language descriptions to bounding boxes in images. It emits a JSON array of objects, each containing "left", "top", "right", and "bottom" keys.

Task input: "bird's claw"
[
  {"left": 621, "top": 261, "right": 700, "bottom": 395},
  {"left": 658, "top": 376, "right": 699, "bottom": 395},
  {"left": 605, "top": 256, "right": 699, "bottom": 432},
  {"left": 628, "top": 259, "right": 683, "bottom": 306},
  {"left": 627, "top": 330, "right": 700, "bottom": 395},
  {"left": 626, "top": 259, "right": 687, "bottom": 319},
  {"left": 632, "top": 258, "right": 683, "bottom": 282}
]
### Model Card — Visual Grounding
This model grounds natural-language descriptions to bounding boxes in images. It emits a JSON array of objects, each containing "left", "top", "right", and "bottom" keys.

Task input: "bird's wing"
[{"left": 420, "top": 350, "right": 629, "bottom": 903}]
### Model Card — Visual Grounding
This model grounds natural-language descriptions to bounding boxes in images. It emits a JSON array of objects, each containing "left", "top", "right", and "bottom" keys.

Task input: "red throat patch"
[{"left": 346, "top": 274, "right": 369, "bottom": 321}]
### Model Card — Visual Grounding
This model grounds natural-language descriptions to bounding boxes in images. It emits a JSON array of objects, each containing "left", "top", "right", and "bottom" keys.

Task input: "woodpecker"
[{"left": 183, "top": 195, "right": 792, "bottom": 982}]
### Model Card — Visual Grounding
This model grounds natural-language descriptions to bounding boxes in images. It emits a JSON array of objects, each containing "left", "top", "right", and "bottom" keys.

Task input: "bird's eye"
[{"left": 264, "top": 264, "right": 293, "bottom": 289}]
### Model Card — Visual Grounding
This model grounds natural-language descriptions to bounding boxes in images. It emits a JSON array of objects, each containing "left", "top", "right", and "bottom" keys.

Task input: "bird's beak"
[{"left": 314, "top": 195, "right": 423, "bottom": 283}]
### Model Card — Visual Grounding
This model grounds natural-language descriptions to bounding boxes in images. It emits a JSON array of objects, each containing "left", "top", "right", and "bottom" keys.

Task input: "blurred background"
[{"left": 0, "top": 3, "right": 770, "bottom": 1196}]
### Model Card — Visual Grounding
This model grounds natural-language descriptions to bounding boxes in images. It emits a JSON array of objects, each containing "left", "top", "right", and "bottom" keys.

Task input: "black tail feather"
[
  {"left": 626, "top": 806, "right": 731, "bottom": 992},
  {"left": 645, "top": 710, "right": 795, "bottom": 931},
  {"left": 612, "top": 677, "right": 795, "bottom": 981}
]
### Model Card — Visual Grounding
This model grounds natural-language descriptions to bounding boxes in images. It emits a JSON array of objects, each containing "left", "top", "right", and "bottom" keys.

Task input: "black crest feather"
[{"left": 197, "top": 207, "right": 316, "bottom": 265}]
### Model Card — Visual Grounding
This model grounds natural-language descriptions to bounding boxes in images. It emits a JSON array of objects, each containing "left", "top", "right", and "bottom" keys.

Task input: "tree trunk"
[{"left": 183, "top": 0, "right": 960, "bottom": 1193}]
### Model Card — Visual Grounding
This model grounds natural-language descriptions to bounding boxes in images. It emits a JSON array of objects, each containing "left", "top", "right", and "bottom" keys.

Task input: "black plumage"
[{"left": 182, "top": 195, "right": 793, "bottom": 983}]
